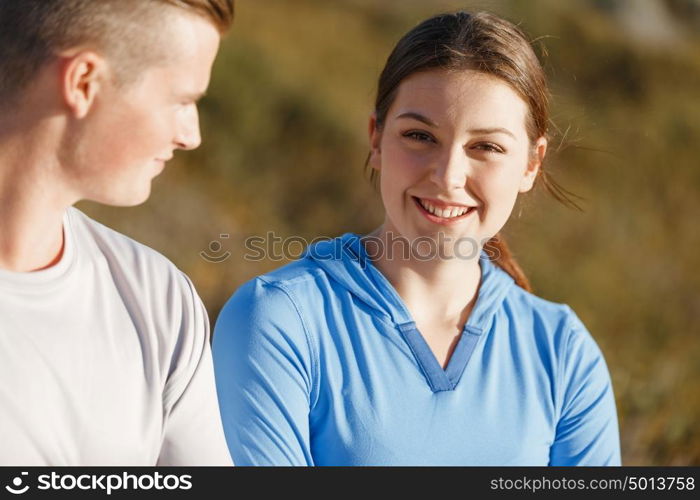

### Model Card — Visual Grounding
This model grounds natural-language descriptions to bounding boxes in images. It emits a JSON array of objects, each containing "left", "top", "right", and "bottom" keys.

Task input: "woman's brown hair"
[{"left": 368, "top": 11, "right": 578, "bottom": 291}]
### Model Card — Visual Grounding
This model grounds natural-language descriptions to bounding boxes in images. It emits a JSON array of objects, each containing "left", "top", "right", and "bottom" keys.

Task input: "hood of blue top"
[{"left": 301, "top": 232, "right": 515, "bottom": 331}]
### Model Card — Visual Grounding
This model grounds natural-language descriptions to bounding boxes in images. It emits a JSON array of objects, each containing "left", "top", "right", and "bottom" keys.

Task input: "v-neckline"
[
  {"left": 397, "top": 321, "right": 484, "bottom": 392},
  {"left": 345, "top": 234, "right": 509, "bottom": 393}
]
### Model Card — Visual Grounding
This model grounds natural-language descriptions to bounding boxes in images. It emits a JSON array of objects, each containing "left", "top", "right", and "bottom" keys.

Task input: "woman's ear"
[
  {"left": 519, "top": 136, "right": 547, "bottom": 193},
  {"left": 368, "top": 112, "right": 382, "bottom": 171},
  {"left": 60, "top": 51, "right": 107, "bottom": 119}
]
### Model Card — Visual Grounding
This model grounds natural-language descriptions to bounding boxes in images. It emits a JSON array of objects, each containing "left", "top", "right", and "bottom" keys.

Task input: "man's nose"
[{"left": 175, "top": 105, "right": 202, "bottom": 151}]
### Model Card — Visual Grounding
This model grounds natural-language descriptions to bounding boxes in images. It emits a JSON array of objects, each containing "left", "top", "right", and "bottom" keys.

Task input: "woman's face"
[{"left": 369, "top": 69, "right": 546, "bottom": 255}]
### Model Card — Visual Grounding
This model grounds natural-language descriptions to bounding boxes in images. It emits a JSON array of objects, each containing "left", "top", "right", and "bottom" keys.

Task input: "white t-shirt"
[{"left": 0, "top": 207, "right": 232, "bottom": 465}]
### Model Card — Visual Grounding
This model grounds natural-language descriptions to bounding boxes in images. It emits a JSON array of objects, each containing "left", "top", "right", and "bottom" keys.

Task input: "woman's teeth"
[{"left": 418, "top": 198, "right": 471, "bottom": 218}]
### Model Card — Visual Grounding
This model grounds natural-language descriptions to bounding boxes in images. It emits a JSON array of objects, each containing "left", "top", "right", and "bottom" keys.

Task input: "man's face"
[{"left": 64, "top": 10, "right": 221, "bottom": 206}]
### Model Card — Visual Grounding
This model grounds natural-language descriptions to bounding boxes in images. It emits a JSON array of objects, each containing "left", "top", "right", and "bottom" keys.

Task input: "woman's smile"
[{"left": 412, "top": 196, "right": 477, "bottom": 225}]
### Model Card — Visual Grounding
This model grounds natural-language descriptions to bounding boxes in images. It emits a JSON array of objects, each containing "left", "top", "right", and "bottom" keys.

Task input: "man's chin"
[{"left": 86, "top": 186, "right": 152, "bottom": 208}]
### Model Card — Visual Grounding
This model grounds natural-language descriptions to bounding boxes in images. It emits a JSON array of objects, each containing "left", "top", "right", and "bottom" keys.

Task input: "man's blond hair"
[{"left": 0, "top": 0, "right": 234, "bottom": 106}]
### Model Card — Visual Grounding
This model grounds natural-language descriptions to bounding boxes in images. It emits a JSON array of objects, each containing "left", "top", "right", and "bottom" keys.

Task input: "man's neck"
[{"left": 0, "top": 124, "right": 75, "bottom": 272}]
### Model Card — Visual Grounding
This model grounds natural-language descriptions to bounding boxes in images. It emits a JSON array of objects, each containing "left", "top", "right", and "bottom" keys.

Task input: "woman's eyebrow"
[
  {"left": 395, "top": 113, "right": 516, "bottom": 140},
  {"left": 396, "top": 111, "right": 437, "bottom": 127},
  {"left": 468, "top": 127, "right": 516, "bottom": 139}
]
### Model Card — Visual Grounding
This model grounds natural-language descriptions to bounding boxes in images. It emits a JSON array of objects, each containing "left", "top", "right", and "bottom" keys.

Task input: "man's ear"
[
  {"left": 60, "top": 51, "right": 108, "bottom": 119},
  {"left": 519, "top": 136, "right": 547, "bottom": 193},
  {"left": 368, "top": 112, "right": 383, "bottom": 171}
]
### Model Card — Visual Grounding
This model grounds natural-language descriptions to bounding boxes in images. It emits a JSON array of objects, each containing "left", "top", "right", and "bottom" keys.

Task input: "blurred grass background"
[{"left": 79, "top": 0, "right": 700, "bottom": 465}]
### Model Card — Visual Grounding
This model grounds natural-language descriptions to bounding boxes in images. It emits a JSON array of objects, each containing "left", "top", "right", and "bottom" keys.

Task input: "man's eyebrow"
[
  {"left": 395, "top": 111, "right": 438, "bottom": 127},
  {"left": 468, "top": 127, "right": 516, "bottom": 140}
]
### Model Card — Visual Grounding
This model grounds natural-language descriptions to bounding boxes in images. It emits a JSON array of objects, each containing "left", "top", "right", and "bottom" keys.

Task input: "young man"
[{"left": 0, "top": 0, "right": 235, "bottom": 465}]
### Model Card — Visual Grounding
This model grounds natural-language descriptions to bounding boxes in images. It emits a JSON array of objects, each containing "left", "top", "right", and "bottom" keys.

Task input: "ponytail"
[{"left": 484, "top": 233, "right": 532, "bottom": 292}]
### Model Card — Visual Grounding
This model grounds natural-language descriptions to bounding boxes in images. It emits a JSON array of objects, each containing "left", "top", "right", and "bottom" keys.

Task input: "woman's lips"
[{"left": 413, "top": 196, "right": 476, "bottom": 225}]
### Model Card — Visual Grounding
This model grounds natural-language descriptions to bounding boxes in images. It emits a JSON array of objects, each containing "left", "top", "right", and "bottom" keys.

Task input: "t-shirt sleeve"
[
  {"left": 157, "top": 272, "right": 233, "bottom": 466},
  {"left": 549, "top": 309, "right": 621, "bottom": 466},
  {"left": 213, "top": 278, "right": 316, "bottom": 466}
]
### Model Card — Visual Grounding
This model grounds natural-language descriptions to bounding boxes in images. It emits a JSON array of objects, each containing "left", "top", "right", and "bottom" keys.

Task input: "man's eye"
[{"left": 403, "top": 131, "right": 435, "bottom": 143}]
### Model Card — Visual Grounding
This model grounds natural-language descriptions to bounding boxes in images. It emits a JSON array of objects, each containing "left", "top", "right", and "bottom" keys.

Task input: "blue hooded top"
[{"left": 213, "top": 233, "right": 620, "bottom": 466}]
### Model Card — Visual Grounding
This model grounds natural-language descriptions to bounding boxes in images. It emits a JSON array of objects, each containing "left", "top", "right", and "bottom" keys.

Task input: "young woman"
[{"left": 213, "top": 11, "right": 621, "bottom": 466}]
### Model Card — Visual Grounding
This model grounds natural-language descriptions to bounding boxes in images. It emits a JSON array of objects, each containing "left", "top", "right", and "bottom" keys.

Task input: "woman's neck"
[{"left": 364, "top": 225, "right": 482, "bottom": 324}]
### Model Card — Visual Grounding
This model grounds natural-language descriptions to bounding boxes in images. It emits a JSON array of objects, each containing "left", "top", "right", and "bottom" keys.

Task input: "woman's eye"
[
  {"left": 403, "top": 131, "right": 435, "bottom": 143},
  {"left": 473, "top": 142, "right": 504, "bottom": 154}
]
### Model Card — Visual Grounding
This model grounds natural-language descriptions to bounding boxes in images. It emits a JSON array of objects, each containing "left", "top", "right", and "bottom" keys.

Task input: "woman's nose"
[{"left": 429, "top": 145, "right": 469, "bottom": 189}]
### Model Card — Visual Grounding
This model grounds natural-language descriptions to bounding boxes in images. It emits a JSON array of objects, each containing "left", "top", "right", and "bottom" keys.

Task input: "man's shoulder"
[
  {"left": 67, "top": 207, "right": 191, "bottom": 292},
  {"left": 67, "top": 207, "right": 208, "bottom": 355}
]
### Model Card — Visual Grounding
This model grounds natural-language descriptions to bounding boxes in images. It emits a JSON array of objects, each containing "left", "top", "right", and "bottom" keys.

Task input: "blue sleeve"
[
  {"left": 549, "top": 310, "right": 621, "bottom": 466},
  {"left": 212, "top": 278, "right": 316, "bottom": 466}
]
